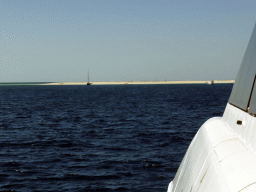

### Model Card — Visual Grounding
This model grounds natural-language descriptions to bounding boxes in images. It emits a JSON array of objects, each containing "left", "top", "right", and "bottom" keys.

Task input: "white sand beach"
[{"left": 41, "top": 80, "right": 235, "bottom": 85}]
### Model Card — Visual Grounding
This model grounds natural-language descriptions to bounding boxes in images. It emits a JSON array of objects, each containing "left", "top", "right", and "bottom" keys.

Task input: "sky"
[{"left": 1, "top": 0, "right": 256, "bottom": 82}]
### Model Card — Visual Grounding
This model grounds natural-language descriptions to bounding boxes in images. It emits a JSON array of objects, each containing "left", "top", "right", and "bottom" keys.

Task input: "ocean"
[{"left": 0, "top": 84, "right": 233, "bottom": 192}]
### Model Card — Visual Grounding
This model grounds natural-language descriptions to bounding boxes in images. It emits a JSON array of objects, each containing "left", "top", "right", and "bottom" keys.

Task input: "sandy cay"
[{"left": 41, "top": 80, "right": 235, "bottom": 85}]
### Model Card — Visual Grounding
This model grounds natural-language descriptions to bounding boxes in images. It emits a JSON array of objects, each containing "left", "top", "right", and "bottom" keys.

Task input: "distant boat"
[
  {"left": 87, "top": 70, "right": 91, "bottom": 85},
  {"left": 207, "top": 80, "right": 214, "bottom": 85}
]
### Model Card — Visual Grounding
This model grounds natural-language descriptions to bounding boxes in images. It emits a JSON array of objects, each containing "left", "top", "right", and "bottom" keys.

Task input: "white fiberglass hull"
[{"left": 168, "top": 103, "right": 256, "bottom": 192}]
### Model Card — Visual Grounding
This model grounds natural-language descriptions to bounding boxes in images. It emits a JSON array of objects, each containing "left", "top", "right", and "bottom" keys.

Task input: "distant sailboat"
[{"left": 87, "top": 70, "right": 91, "bottom": 85}]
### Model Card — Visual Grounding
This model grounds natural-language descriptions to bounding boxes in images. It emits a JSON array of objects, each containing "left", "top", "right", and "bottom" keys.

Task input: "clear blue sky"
[{"left": 1, "top": 0, "right": 256, "bottom": 82}]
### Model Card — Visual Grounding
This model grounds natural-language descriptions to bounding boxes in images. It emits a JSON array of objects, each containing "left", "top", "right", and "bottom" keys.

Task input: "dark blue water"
[{"left": 0, "top": 84, "right": 232, "bottom": 192}]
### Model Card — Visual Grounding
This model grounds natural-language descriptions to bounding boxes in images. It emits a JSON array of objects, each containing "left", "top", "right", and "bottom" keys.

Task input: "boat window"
[
  {"left": 247, "top": 76, "right": 256, "bottom": 115},
  {"left": 228, "top": 24, "right": 256, "bottom": 111}
]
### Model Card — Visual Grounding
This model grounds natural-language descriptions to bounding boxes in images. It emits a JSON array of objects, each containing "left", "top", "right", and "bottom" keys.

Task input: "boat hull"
[{"left": 168, "top": 103, "right": 256, "bottom": 192}]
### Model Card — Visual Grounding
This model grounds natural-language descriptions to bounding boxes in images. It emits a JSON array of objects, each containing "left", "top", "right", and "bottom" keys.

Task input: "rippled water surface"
[{"left": 0, "top": 84, "right": 233, "bottom": 192}]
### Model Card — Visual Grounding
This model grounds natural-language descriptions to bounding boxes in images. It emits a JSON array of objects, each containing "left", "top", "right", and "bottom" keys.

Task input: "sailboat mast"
[
  {"left": 87, "top": 70, "right": 91, "bottom": 85},
  {"left": 88, "top": 70, "right": 89, "bottom": 83}
]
